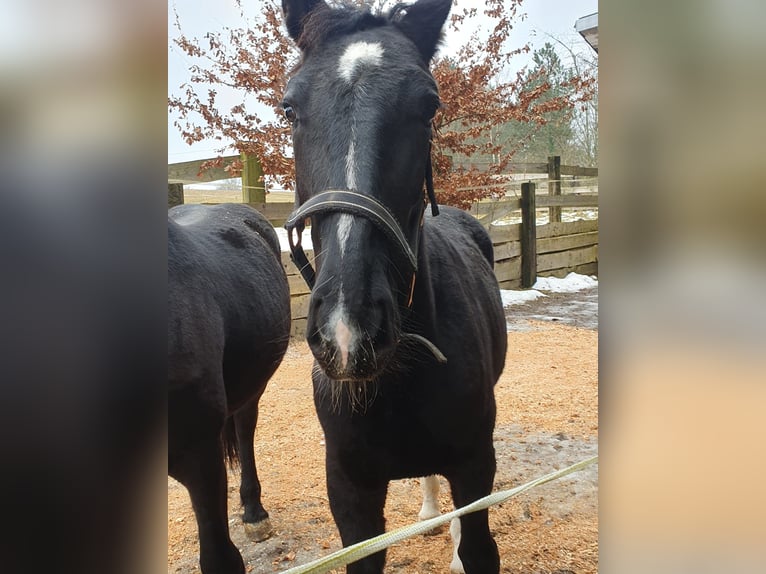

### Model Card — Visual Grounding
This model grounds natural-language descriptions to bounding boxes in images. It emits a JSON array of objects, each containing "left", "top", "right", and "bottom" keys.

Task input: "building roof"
[{"left": 575, "top": 12, "right": 598, "bottom": 54}]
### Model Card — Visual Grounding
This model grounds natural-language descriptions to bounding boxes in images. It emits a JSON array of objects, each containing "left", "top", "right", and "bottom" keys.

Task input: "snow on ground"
[
  {"left": 499, "top": 272, "right": 598, "bottom": 308},
  {"left": 500, "top": 288, "right": 546, "bottom": 306},
  {"left": 276, "top": 227, "right": 313, "bottom": 252},
  {"left": 532, "top": 272, "right": 598, "bottom": 293},
  {"left": 490, "top": 208, "right": 598, "bottom": 226}
]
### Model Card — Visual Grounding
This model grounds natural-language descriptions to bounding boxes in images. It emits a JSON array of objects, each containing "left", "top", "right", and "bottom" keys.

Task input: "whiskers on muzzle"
[
  {"left": 313, "top": 362, "right": 380, "bottom": 414},
  {"left": 312, "top": 330, "right": 447, "bottom": 414}
]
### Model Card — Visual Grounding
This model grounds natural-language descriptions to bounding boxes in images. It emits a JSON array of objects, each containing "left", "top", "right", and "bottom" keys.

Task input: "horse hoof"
[{"left": 243, "top": 518, "right": 273, "bottom": 542}]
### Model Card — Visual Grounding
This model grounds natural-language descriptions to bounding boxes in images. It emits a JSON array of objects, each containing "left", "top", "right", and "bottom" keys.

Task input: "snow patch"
[
  {"left": 500, "top": 289, "right": 546, "bottom": 307},
  {"left": 499, "top": 273, "right": 597, "bottom": 308},
  {"left": 533, "top": 272, "right": 598, "bottom": 293},
  {"left": 276, "top": 227, "right": 313, "bottom": 252}
]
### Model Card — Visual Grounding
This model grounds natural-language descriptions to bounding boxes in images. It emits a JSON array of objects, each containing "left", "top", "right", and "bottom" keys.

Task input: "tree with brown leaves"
[{"left": 169, "top": 0, "right": 595, "bottom": 209}]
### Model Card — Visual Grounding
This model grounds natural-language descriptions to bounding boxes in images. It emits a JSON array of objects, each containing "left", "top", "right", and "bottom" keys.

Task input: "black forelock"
[{"left": 298, "top": 2, "right": 406, "bottom": 54}]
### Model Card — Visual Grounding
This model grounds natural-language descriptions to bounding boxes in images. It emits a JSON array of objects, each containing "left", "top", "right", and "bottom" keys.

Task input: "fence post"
[
  {"left": 241, "top": 152, "right": 266, "bottom": 204},
  {"left": 168, "top": 182, "right": 184, "bottom": 209},
  {"left": 547, "top": 155, "right": 561, "bottom": 223},
  {"left": 521, "top": 181, "right": 537, "bottom": 288}
]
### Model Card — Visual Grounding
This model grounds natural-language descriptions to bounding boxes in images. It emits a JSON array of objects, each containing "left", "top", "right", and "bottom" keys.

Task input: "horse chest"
[{"left": 316, "top": 375, "right": 477, "bottom": 478}]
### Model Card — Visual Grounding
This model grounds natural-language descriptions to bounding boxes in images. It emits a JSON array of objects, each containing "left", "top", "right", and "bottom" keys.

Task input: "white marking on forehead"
[{"left": 339, "top": 41, "right": 384, "bottom": 83}]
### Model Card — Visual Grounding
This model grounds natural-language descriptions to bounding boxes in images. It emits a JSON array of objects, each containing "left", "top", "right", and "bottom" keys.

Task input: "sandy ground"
[{"left": 168, "top": 296, "right": 598, "bottom": 574}]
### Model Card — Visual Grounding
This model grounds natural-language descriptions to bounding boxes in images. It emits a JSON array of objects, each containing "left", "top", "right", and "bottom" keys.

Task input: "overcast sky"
[{"left": 168, "top": 0, "right": 598, "bottom": 162}]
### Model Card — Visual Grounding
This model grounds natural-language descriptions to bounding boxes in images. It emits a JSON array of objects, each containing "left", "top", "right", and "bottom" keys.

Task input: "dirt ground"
[{"left": 168, "top": 298, "right": 598, "bottom": 574}]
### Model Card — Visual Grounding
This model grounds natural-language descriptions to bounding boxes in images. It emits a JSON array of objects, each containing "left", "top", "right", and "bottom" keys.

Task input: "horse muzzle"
[{"left": 306, "top": 281, "right": 398, "bottom": 382}]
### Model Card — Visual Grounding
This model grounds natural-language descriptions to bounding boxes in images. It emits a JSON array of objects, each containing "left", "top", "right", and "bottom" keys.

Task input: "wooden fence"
[
  {"left": 282, "top": 250, "right": 314, "bottom": 339},
  {"left": 169, "top": 156, "right": 597, "bottom": 338},
  {"left": 284, "top": 180, "right": 597, "bottom": 337}
]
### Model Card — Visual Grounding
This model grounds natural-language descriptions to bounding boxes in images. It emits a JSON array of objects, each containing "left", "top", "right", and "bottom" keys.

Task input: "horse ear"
[
  {"left": 282, "top": 0, "right": 327, "bottom": 42},
  {"left": 395, "top": 0, "right": 452, "bottom": 62}
]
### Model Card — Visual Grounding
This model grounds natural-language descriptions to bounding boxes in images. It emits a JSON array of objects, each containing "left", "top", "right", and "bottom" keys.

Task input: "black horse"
[
  {"left": 168, "top": 203, "right": 291, "bottom": 574},
  {"left": 281, "top": 1, "right": 507, "bottom": 573}
]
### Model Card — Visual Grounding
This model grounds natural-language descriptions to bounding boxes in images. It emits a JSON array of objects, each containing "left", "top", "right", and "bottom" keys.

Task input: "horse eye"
[{"left": 282, "top": 103, "right": 297, "bottom": 123}]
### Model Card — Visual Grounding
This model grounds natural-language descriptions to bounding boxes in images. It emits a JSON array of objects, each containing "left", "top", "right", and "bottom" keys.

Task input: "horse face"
[{"left": 283, "top": 0, "right": 450, "bottom": 381}]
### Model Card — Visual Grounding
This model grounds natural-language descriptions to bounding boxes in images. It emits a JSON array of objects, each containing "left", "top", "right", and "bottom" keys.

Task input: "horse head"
[{"left": 283, "top": 0, "right": 451, "bottom": 382}]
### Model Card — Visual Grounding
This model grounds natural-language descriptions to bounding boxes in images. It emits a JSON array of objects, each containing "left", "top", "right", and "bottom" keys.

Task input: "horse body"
[
  {"left": 168, "top": 203, "right": 291, "bottom": 574},
  {"left": 281, "top": 1, "right": 507, "bottom": 572},
  {"left": 315, "top": 208, "right": 506, "bottom": 573}
]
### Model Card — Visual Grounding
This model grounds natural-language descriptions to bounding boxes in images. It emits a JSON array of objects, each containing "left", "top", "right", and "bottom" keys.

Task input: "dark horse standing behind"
[
  {"left": 281, "top": 1, "right": 507, "bottom": 573},
  {"left": 168, "top": 203, "right": 291, "bottom": 574}
]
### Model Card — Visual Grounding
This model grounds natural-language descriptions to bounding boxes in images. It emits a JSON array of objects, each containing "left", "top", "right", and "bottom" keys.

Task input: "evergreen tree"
[{"left": 497, "top": 42, "right": 577, "bottom": 163}]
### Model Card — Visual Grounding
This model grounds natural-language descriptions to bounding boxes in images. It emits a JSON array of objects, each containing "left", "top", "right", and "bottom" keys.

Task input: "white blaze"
[
  {"left": 337, "top": 213, "right": 354, "bottom": 257},
  {"left": 345, "top": 136, "right": 357, "bottom": 190},
  {"left": 329, "top": 42, "right": 384, "bottom": 371}
]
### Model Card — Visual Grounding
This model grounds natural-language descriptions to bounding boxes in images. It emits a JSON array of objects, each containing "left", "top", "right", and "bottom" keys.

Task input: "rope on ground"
[{"left": 279, "top": 455, "right": 598, "bottom": 574}]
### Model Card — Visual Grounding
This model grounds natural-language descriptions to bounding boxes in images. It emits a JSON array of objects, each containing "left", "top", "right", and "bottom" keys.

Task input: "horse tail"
[{"left": 222, "top": 415, "right": 240, "bottom": 468}]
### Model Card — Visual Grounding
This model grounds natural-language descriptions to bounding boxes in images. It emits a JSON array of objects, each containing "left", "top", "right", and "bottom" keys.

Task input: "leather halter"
[{"left": 284, "top": 151, "right": 439, "bottom": 307}]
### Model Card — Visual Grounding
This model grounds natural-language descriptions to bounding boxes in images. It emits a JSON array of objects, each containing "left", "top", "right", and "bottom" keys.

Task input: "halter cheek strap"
[{"left": 425, "top": 142, "right": 439, "bottom": 217}]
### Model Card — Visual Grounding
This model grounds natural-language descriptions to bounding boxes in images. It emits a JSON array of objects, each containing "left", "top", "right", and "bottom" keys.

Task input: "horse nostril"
[{"left": 306, "top": 295, "right": 327, "bottom": 348}]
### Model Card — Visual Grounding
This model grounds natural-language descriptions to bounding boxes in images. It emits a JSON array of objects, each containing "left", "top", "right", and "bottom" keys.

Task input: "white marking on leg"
[
  {"left": 339, "top": 41, "right": 384, "bottom": 84},
  {"left": 418, "top": 475, "right": 441, "bottom": 520},
  {"left": 450, "top": 518, "right": 466, "bottom": 574}
]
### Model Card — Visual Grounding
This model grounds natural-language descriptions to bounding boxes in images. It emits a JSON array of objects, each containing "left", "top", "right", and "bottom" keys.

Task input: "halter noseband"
[{"left": 284, "top": 151, "right": 439, "bottom": 307}]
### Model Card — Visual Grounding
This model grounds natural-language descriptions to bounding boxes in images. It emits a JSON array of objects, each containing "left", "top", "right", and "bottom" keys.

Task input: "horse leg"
[
  {"left": 234, "top": 397, "right": 272, "bottom": 542},
  {"left": 418, "top": 475, "right": 441, "bottom": 520},
  {"left": 326, "top": 456, "right": 388, "bottom": 574},
  {"left": 446, "top": 448, "right": 499, "bottom": 574},
  {"left": 171, "top": 437, "right": 244, "bottom": 574}
]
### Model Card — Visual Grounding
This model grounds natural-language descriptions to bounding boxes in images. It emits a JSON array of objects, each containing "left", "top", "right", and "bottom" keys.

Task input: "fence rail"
[
  {"left": 168, "top": 154, "right": 240, "bottom": 184},
  {"left": 169, "top": 155, "right": 597, "bottom": 337},
  {"left": 455, "top": 160, "right": 598, "bottom": 178}
]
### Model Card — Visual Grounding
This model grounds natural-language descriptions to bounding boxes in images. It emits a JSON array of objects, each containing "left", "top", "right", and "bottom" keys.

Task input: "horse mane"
[{"left": 298, "top": 1, "right": 409, "bottom": 53}]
